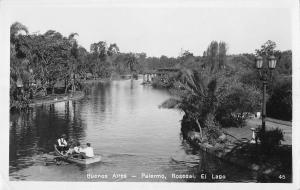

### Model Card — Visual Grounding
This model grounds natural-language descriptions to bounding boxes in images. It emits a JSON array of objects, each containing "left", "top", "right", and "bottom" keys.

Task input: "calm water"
[{"left": 9, "top": 79, "right": 257, "bottom": 182}]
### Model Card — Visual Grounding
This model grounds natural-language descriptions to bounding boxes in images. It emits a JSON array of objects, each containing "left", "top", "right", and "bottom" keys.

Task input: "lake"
[{"left": 9, "top": 79, "right": 257, "bottom": 182}]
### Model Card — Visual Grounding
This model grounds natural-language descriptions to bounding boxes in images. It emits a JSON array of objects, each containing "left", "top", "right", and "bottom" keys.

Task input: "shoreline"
[
  {"left": 12, "top": 78, "right": 130, "bottom": 110},
  {"left": 28, "top": 91, "right": 85, "bottom": 107},
  {"left": 80, "top": 78, "right": 112, "bottom": 84},
  {"left": 183, "top": 119, "right": 292, "bottom": 181}
]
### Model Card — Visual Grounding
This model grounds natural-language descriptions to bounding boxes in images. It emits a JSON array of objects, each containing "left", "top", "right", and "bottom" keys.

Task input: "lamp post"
[{"left": 255, "top": 55, "right": 277, "bottom": 132}]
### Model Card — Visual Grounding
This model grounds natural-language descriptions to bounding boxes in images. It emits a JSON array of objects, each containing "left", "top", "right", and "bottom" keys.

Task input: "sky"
[{"left": 4, "top": 1, "right": 293, "bottom": 57}]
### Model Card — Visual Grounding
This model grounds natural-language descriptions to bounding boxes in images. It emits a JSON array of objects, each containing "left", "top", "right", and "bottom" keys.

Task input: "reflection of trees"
[
  {"left": 9, "top": 101, "right": 86, "bottom": 173},
  {"left": 9, "top": 119, "right": 18, "bottom": 163},
  {"left": 85, "top": 82, "right": 113, "bottom": 126},
  {"left": 90, "top": 82, "right": 111, "bottom": 113},
  {"left": 127, "top": 79, "right": 138, "bottom": 114},
  {"left": 10, "top": 111, "right": 38, "bottom": 172},
  {"left": 68, "top": 101, "right": 86, "bottom": 142}
]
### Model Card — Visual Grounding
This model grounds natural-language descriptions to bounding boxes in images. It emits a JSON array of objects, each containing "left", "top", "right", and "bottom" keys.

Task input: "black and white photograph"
[{"left": 0, "top": 0, "right": 299, "bottom": 188}]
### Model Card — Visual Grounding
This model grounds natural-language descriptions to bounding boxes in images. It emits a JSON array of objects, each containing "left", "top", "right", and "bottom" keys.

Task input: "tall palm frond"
[{"left": 10, "top": 22, "right": 28, "bottom": 43}]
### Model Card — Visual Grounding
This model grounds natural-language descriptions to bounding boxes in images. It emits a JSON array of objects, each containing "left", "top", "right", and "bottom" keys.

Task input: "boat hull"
[{"left": 54, "top": 145, "right": 101, "bottom": 165}]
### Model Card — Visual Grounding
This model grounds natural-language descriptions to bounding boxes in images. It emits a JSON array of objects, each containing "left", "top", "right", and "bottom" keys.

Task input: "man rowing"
[{"left": 57, "top": 134, "right": 69, "bottom": 153}]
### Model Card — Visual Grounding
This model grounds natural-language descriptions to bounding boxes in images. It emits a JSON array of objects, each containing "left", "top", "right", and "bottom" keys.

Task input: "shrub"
[
  {"left": 267, "top": 77, "right": 292, "bottom": 121},
  {"left": 215, "top": 83, "right": 261, "bottom": 128},
  {"left": 152, "top": 77, "right": 172, "bottom": 89},
  {"left": 181, "top": 114, "right": 199, "bottom": 135},
  {"left": 256, "top": 127, "right": 284, "bottom": 151},
  {"left": 216, "top": 112, "right": 248, "bottom": 128}
]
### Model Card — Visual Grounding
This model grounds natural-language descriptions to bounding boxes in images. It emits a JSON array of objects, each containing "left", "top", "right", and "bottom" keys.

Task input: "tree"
[
  {"left": 26, "top": 31, "right": 71, "bottom": 95},
  {"left": 160, "top": 69, "right": 219, "bottom": 139},
  {"left": 90, "top": 41, "right": 107, "bottom": 61},
  {"left": 10, "top": 22, "right": 28, "bottom": 44},
  {"left": 125, "top": 53, "right": 138, "bottom": 73},
  {"left": 10, "top": 22, "right": 30, "bottom": 84},
  {"left": 267, "top": 77, "right": 292, "bottom": 121},
  {"left": 67, "top": 33, "right": 80, "bottom": 93},
  {"left": 276, "top": 50, "right": 292, "bottom": 75},
  {"left": 216, "top": 82, "right": 262, "bottom": 127},
  {"left": 107, "top": 43, "right": 120, "bottom": 56},
  {"left": 160, "top": 67, "right": 262, "bottom": 141},
  {"left": 218, "top": 42, "right": 227, "bottom": 69},
  {"left": 255, "top": 40, "right": 280, "bottom": 57},
  {"left": 203, "top": 41, "right": 228, "bottom": 73},
  {"left": 89, "top": 41, "right": 111, "bottom": 78},
  {"left": 10, "top": 22, "right": 33, "bottom": 110},
  {"left": 76, "top": 46, "right": 89, "bottom": 78}
]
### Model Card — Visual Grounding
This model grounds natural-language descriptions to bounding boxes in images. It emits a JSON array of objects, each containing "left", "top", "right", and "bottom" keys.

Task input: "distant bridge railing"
[{"left": 141, "top": 68, "right": 180, "bottom": 83}]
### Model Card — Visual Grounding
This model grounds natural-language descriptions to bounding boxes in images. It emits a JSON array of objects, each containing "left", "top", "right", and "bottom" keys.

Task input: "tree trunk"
[
  {"left": 195, "top": 119, "right": 203, "bottom": 139},
  {"left": 42, "top": 81, "right": 47, "bottom": 96},
  {"left": 51, "top": 80, "right": 55, "bottom": 94},
  {"left": 64, "top": 79, "right": 68, "bottom": 94},
  {"left": 71, "top": 74, "right": 75, "bottom": 93}
]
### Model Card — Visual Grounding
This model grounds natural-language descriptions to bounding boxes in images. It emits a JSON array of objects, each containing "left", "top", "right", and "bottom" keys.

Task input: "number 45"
[{"left": 279, "top": 175, "right": 286, "bottom": 180}]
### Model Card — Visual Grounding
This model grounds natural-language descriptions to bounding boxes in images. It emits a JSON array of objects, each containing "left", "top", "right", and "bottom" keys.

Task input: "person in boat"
[
  {"left": 73, "top": 142, "right": 81, "bottom": 154},
  {"left": 57, "top": 134, "right": 69, "bottom": 153},
  {"left": 79, "top": 143, "right": 94, "bottom": 159},
  {"left": 66, "top": 144, "right": 75, "bottom": 155},
  {"left": 66, "top": 142, "right": 81, "bottom": 156}
]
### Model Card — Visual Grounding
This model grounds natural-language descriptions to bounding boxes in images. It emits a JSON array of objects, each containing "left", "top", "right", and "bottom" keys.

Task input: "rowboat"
[{"left": 54, "top": 145, "right": 101, "bottom": 165}]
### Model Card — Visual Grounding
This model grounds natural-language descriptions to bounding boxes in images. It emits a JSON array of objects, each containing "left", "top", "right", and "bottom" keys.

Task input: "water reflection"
[
  {"left": 10, "top": 79, "right": 257, "bottom": 182},
  {"left": 10, "top": 101, "right": 85, "bottom": 174}
]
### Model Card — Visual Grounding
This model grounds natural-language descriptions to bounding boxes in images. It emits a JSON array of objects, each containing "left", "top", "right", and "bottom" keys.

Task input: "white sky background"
[{"left": 5, "top": 3, "right": 292, "bottom": 57}]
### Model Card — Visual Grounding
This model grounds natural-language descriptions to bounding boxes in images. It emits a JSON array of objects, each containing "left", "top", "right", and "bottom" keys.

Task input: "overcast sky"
[{"left": 5, "top": 1, "right": 292, "bottom": 57}]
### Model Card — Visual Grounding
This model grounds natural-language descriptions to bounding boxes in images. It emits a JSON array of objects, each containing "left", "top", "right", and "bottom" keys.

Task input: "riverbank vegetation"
[
  {"left": 158, "top": 40, "right": 292, "bottom": 178},
  {"left": 160, "top": 40, "right": 291, "bottom": 144},
  {"left": 10, "top": 22, "right": 292, "bottom": 125},
  {"left": 10, "top": 22, "right": 141, "bottom": 111}
]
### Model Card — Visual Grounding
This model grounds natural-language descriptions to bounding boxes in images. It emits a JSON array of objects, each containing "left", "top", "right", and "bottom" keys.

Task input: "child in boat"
[
  {"left": 66, "top": 144, "right": 75, "bottom": 155},
  {"left": 66, "top": 142, "right": 81, "bottom": 156},
  {"left": 73, "top": 142, "right": 81, "bottom": 154}
]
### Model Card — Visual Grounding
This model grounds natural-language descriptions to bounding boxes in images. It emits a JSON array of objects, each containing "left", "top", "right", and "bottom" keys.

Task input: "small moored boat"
[{"left": 54, "top": 145, "right": 101, "bottom": 165}]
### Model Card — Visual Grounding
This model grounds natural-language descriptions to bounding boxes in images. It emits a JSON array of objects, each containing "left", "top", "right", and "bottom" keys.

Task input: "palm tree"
[
  {"left": 68, "top": 33, "right": 79, "bottom": 93},
  {"left": 10, "top": 23, "right": 29, "bottom": 92},
  {"left": 160, "top": 69, "right": 219, "bottom": 139},
  {"left": 10, "top": 22, "right": 28, "bottom": 44}
]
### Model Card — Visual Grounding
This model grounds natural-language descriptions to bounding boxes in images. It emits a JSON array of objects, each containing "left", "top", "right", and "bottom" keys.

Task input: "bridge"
[{"left": 142, "top": 68, "right": 180, "bottom": 84}]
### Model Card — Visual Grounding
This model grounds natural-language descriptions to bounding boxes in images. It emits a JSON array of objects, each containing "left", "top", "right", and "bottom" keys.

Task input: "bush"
[
  {"left": 151, "top": 77, "right": 172, "bottom": 89},
  {"left": 181, "top": 114, "right": 199, "bottom": 135},
  {"left": 216, "top": 112, "right": 248, "bottom": 128},
  {"left": 215, "top": 83, "right": 261, "bottom": 128},
  {"left": 267, "top": 77, "right": 292, "bottom": 121},
  {"left": 256, "top": 127, "right": 284, "bottom": 151}
]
